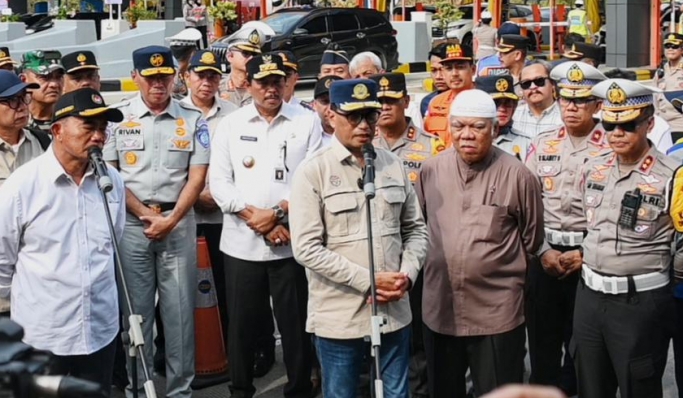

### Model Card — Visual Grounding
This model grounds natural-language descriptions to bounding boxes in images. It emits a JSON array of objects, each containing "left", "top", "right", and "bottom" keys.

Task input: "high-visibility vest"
[
  {"left": 424, "top": 90, "right": 458, "bottom": 148},
  {"left": 568, "top": 8, "right": 589, "bottom": 37}
]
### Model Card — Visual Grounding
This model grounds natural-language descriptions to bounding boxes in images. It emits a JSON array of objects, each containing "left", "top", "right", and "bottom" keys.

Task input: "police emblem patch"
[
  {"left": 352, "top": 84, "right": 370, "bottom": 100},
  {"left": 495, "top": 78, "right": 509, "bottom": 92},
  {"left": 197, "top": 121, "right": 210, "bottom": 149},
  {"left": 150, "top": 54, "right": 164, "bottom": 67}
]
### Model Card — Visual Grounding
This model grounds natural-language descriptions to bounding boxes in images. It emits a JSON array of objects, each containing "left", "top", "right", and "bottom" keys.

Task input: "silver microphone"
[
  {"left": 88, "top": 147, "right": 113, "bottom": 193},
  {"left": 361, "top": 143, "right": 376, "bottom": 199}
]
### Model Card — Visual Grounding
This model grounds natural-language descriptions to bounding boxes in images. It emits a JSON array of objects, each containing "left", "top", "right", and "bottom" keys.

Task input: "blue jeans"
[{"left": 314, "top": 326, "right": 411, "bottom": 398}]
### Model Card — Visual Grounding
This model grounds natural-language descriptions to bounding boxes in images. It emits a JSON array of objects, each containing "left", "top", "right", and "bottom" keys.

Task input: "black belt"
[{"left": 143, "top": 202, "right": 176, "bottom": 214}]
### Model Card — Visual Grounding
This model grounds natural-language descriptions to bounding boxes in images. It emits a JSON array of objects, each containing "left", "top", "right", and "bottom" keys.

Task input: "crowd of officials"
[{"left": 5, "top": 17, "right": 683, "bottom": 398}]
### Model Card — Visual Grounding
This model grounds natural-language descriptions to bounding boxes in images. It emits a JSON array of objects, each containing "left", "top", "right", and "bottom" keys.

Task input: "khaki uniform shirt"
[
  {"left": 103, "top": 94, "right": 211, "bottom": 203},
  {"left": 581, "top": 145, "right": 678, "bottom": 276},
  {"left": 416, "top": 148, "right": 544, "bottom": 336},
  {"left": 182, "top": 95, "right": 238, "bottom": 224},
  {"left": 0, "top": 130, "right": 45, "bottom": 187},
  {"left": 289, "top": 138, "right": 428, "bottom": 339},
  {"left": 655, "top": 61, "right": 683, "bottom": 132},
  {"left": 494, "top": 125, "right": 532, "bottom": 160},
  {"left": 219, "top": 73, "right": 252, "bottom": 108},
  {"left": 526, "top": 124, "right": 611, "bottom": 232},
  {"left": 372, "top": 119, "right": 439, "bottom": 185}
]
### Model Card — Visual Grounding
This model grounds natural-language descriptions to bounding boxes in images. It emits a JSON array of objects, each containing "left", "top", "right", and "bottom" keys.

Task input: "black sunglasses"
[
  {"left": 665, "top": 43, "right": 681, "bottom": 50},
  {"left": 559, "top": 97, "right": 597, "bottom": 108},
  {"left": 336, "top": 109, "right": 381, "bottom": 125},
  {"left": 603, "top": 117, "right": 650, "bottom": 133},
  {"left": 518, "top": 77, "right": 549, "bottom": 90}
]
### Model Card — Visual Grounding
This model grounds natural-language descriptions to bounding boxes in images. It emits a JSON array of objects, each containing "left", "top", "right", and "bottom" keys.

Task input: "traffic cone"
[{"left": 192, "top": 236, "right": 230, "bottom": 389}]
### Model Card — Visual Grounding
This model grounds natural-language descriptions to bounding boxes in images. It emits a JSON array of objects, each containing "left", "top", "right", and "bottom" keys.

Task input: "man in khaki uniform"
[
  {"left": 655, "top": 33, "right": 683, "bottom": 142},
  {"left": 573, "top": 78, "right": 680, "bottom": 398},
  {"left": 218, "top": 28, "right": 263, "bottom": 107},
  {"left": 524, "top": 61, "right": 609, "bottom": 397},
  {"left": 370, "top": 71, "right": 433, "bottom": 398},
  {"left": 289, "top": 79, "right": 428, "bottom": 398}
]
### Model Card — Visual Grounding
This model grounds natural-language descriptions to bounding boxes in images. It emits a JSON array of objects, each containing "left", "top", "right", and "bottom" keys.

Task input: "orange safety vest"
[{"left": 424, "top": 90, "right": 458, "bottom": 148}]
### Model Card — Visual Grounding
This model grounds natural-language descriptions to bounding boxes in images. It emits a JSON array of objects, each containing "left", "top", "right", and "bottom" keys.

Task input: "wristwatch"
[{"left": 272, "top": 205, "right": 286, "bottom": 220}]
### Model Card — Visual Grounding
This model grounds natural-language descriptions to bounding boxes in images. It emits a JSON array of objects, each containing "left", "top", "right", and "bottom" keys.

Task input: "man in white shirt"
[
  {"left": 210, "top": 53, "right": 322, "bottom": 398},
  {"left": 513, "top": 60, "right": 563, "bottom": 139},
  {"left": 0, "top": 88, "right": 125, "bottom": 396}
]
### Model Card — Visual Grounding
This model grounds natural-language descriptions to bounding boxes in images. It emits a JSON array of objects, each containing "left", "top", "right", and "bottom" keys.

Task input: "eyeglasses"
[
  {"left": 603, "top": 117, "right": 651, "bottom": 133},
  {"left": 559, "top": 97, "right": 597, "bottom": 108},
  {"left": 337, "top": 109, "right": 381, "bottom": 125},
  {"left": 518, "top": 77, "right": 549, "bottom": 90},
  {"left": 0, "top": 92, "right": 31, "bottom": 110},
  {"left": 665, "top": 43, "right": 682, "bottom": 50}
]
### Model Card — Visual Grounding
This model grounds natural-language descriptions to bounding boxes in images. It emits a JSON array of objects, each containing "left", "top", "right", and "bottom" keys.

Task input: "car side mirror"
[{"left": 293, "top": 28, "right": 308, "bottom": 36}]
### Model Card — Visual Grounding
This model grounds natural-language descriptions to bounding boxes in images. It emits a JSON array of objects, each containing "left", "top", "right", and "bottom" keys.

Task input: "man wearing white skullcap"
[{"left": 416, "top": 89, "right": 544, "bottom": 398}]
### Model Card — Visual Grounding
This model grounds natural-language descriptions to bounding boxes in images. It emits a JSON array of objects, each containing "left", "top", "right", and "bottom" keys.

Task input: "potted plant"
[
  {"left": 125, "top": 1, "right": 157, "bottom": 28},
  {"left": 434, "top": 0, "right": 464, "bottom": 36},
  {"left": 207, "top": 0, "right": 237, "bottom": 39},
  {"left": 53, "top": 0, "right": 80, "bottom": 19},
  {"left": 0, "top": 14, "right": 21, "bottom": 22}
]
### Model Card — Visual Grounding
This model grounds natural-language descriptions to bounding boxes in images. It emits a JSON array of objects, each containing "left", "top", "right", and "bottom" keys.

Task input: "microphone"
[
  {"left": 361, "top": 143, "right": 376, "bottom": 199},
  {"left": 88, "top": 147, "right": 113, "bottom": 193},
  {"left": 32, "top": 375, "right": 106, "bottom": 398}
]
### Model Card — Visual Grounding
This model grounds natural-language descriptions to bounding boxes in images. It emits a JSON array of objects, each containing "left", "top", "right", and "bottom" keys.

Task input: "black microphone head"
[
  {"left": 87, "top": 146, "right": 103, "bottom": 157},
  {"left": 361, "top": 143, "right": 376, "bottom": 159}
]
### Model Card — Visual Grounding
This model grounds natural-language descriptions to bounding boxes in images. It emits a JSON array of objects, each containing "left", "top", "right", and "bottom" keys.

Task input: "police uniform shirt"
[
  {"left": 526, "top": 125, "right": 611, "bottom": 232},
  {"left": 373, "top": 118, "right": 438, "bottom": 184},
  {"left": 580, "top": 145, "right": 678, "bottom": 276},
  {"left": 219, "top": 73, "right": 252, "bottom": 107},
  {"left": 494, "top": 126, "right": 531, "bottom": 160},
  {"left": 181, "top": 94, "right": 238, "bottom": 225},
  {"left": 209, "top": 101, "right": 323, "bottom": 262},
  {"left": 655, "top": 61, "right": 683, "bottom": 132},
  {"left": 103, "top": 94, "right": 211, "bottom": 203},
  {"left": 0, "top": 129, "right": 45, "bottom": 187}
]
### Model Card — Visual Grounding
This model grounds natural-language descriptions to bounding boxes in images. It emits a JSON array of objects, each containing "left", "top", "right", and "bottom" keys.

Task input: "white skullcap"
[
  {"left": 481, "top": 10, "right": 492, "bottom": 19},
  {"left": 449, "top": 89, "right": 497, "bottom": 118}
]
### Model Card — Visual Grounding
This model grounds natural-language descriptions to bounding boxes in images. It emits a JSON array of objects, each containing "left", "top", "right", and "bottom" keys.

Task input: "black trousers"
[
  {"left": 224, "top": 255, "right": 312, "bottom": 398},
  {"left": 674, "top": 297, "right": 683, "bottom": 398},
  {"left": 50, "top": 337, "right": 117, "bottom": 398},
  {"left": 572, "top": 280, "right": 673, "bottom": 398},
  {"left": 197, "top": 223, "right": 228, "bottom": 348},
  {"left": 525, "top": 246, "right": 579, "bottom": 395},
  {"left": 408, "top": 270, "right": 428, "bottom": 397},
  {"left": 423, "top": 323, "right": 525, "bottom": 398},
  {"left": 190, "top": 24, "right": 208, "bottom": 48}
]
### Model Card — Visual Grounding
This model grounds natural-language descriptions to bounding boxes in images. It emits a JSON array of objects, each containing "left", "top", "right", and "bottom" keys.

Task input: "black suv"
[{"left": 219, "top": 7, "right": 399, "bottom": 79}]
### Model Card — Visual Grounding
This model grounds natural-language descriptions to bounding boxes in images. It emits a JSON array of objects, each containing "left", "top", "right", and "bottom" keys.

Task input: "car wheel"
[{"left": 462, "top": 33, "right": 472, "bottom": 49}]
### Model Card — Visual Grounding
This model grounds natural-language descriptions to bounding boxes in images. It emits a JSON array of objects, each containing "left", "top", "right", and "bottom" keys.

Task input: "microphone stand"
[
  {"left": 91, "top": 159, "right": 157, "bottom": 398},
  {"left": 362, "top": 151, "right": 385, "bottom": 398}
]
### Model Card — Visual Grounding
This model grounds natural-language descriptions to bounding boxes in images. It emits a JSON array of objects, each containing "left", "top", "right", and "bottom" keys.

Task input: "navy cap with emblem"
[
  {"left": 0, "top": 70, "right": 38, "bottom": 99},
  {"left": 369, "top": 72, "right": 407, "bottom": 99},
  {"left": 277, "top": 50, "right": 298, "bottom": 72},
  {"left": 562, "top": 42, "right": 601, "bottom": 63},
  {"left": 53, "top": 87, "right": 124, "bottom": 123},
  {"left": 496, "top": 34, "right": 529, "bottom": 53},
  {"left": 475, "top": 75, "right": 519, "bottom": 101},
  {"left": 188, "top": 50, "right": 222, "bottom": 75},
  {"left": 321, "top": 43, "right": 349, "bottom": 66},
  {"left": 247, "top": 53, "right": 286, "bottom": 80},
  {"left": 133, "top": 46, "right": 175, "bottom": 77},
  {"left": 314, "top": 75, "right": 342, "bottom": 99},
  {"left": 61, "top": 51, "right": 99, "bottom": 74},
  {"left": 329, "top": 79, "right": 381, "bottom": 113},
  {"left": 665, "top": 33, "right": 683, "bottom": 45}
]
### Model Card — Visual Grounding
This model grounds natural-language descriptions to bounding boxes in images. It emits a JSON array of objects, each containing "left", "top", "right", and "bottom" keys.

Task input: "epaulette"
[
  {"left": 109, "top": 99, "right": 131, "bottom": 109},
  {"left": 177, "top": 100, "right": 203, "bottom": 115},
  {"left": 299, "top": 100, "right": 314, "bottom": 111}
]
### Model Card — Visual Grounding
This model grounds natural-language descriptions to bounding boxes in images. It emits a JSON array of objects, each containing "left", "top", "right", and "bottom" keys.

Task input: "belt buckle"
[
  {"left": 602, "top": 276, "right": 619, "bottom": 295},
  {"left": 149, "top": 204, "right": 162, "bottom": 214}
]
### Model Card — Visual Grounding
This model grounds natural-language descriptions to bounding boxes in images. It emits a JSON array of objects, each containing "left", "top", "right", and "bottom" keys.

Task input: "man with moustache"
[
  {"left": 219, "top": 28, "right": 263, "bottom": 107},
  {"left": 573, "top": 78, "right": 679, "bottom": 398},
  {"left": 524, "top": 61, "right": 609, "bottom": 397},
  {"left": 417, "top": 89, "right": 544, "bottom": 398},
  {"left": 313, "top": 75, "right": 342, "bottom": 147},
  {"left": 104, "top": 45, "right": 209, "bottom": 398},
  {"left": 61, "top": 51, "right": 101, "bottom": 92},
  {"left": 289, "top": 78, "right": 428, "bottom": 398},
  {"left": 475, "top": 74, "right": 528, "bottom": 159},
  {"left": 0, "top": 88, "right": 125, "bottom": 397},
  {"left": 424, "top": 43, "right": 475, "bottom": 149},
  {"left": 513, "top": 60, "right": 563, "bottom": 139},
  {"left": 209, "top": 53, "right": 320, "bottom": 398},
  {"left": 20, "top": 50, "right": 65, "bottom": 136}
]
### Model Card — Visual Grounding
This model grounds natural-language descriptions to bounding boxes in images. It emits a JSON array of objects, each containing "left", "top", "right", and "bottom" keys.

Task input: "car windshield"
[{"left": 262, "top": 12, "right": 307, "bottom": 34}]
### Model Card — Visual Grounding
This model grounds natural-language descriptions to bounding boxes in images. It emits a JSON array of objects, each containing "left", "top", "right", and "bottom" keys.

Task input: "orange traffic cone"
[{"left": 192, "top": 236, "right": 230, "bottom": 389}]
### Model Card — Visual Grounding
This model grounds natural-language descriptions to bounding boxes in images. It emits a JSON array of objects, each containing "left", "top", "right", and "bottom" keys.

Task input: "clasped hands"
[
  {"left": 241, "top": 205, "right": 290, "bottom": 247},
  {"left": 540, "top": 249, "right": 583, "bottom": 279},
  {"left": 367, "top": 272, "right": 412, "bottom": 305}
]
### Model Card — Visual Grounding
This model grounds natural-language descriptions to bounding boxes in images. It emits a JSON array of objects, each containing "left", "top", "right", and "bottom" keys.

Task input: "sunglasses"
[
  {"left": 603, "top": 117, "right": 650, "bottom": 132},
  {"left": 559, "top": 97, "right": 597, "bottom": 108},
  {"left": 0, "top": 92, "right": 31, "bottom": 110},
  {"left": 337, "top": 109, "right": 381, "bottom": 125},
  {"left": 518, "top": 77, "right": 549, "bottom": 90},
  {"left": 665, "top": 43, "right": 682, "bottom": 50}
]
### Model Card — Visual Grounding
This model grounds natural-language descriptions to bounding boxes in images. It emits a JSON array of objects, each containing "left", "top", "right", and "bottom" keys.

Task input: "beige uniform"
[
  {"left": 495, "top": 126, "right": 532, "bottom": 160},
  {"left": 218, "top": 73, "right": 252, "bottom": 108},
  {"left": 526, "top": 125, "right": 612, "bottom": 234},
  {"left": 372, "top": 119, "right": 439, "bottom": 185},
  {"left": 580, "top": 145, "right": 678, "bottom": 276},
  {"left": 0, "top": 129, "right": 44, "bottom": 187},
  {"left": 655, "top": 62, "right": 683, "bottom": 132},
  {"left": 289, "top": 138, "right": 428, "bottom": 339}
]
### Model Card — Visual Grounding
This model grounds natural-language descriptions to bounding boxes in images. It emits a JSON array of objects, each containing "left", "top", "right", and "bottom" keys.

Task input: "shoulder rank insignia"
[
  {"left": 590, "top": 129, "right": 604, "bottom": 145},
  {"left": 557, "top": 128, "right": 566, "bottom": 139},
  {"left": 639, "top": 155, "right": 656, "bottom": 174},
  {"left": 299, "top": 100, "right": 314, "bottom": 111},
  {"left": 406, "top": 127, "right": 416, "bottom": 141}
]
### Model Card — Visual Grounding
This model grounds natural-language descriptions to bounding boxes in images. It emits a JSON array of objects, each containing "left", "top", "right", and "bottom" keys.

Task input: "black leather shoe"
[{"left": 253, "top": 350, "right": 275, "bottom": 378}]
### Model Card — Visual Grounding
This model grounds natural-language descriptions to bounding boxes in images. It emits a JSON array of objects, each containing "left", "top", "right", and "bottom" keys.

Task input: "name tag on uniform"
[
  {"left": 240, "top": 136, "right": 258, "bottom": 142},
  {"left": 273, "top": 167, "right": 287, "bottom": 183},
  {"left": 116, "top": 129, "right": 144, "bottom": 151}
]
